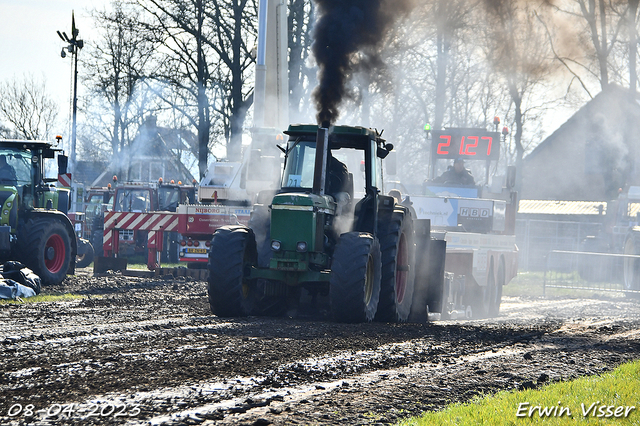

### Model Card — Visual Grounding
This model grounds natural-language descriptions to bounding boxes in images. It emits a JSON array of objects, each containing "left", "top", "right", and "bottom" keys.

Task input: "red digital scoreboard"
[{"left": 431, "top": 129, "right": 500, "bottom": 161}]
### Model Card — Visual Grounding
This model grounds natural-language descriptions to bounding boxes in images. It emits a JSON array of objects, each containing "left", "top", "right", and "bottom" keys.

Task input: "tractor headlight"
[
  {"left": 2, "top": 210, "right": 7, "bottom": 216},
  {"left": 296, "top": 241, "right": 307, "bottom": 252},
  {"left": 6, "top": 202, "right": 11, "bottom": 208},
  {"left": 271, "top": 240, "right": 282, "bottom": 251}
]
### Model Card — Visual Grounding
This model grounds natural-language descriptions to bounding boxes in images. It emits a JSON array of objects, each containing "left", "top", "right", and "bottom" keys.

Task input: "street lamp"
[{"left": 57, "top": 11, "right": 83, "bottom": 177}]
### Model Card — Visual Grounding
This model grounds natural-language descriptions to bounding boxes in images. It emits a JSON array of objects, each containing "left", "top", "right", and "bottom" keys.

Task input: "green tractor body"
[
  {"left": 208, "top": 125, "right": 435, "bottom": 322},
  {"left": 267, "top": 193, "right": 333, "bottom": 277},
  {"left": 0, "top": 140, "right": 77, "bottom": 285}
]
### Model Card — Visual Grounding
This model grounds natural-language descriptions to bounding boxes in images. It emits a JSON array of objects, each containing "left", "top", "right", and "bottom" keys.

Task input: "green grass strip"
[
  {"left": 399, "top": 360, "right": 640, "bottom": 425},
  {"left": 0, "top": 293, "right": 83, "bottom": 304}
]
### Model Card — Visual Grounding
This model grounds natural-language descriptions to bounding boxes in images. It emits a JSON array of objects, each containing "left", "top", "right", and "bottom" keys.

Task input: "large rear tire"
[
  {"left": 409, "top": 238, "right": 447, "bottom": 322},
  {"left": 19, "top": 217, "right": 73, "bottom": 285},
  {"left": 207, "top": 226, "right": 258, "bottom": 317},
  {"left": 376, "top": 210, "right": 416, "bottom": 322},
  {"left": 330, "top": 232, "right": 382, "bottom": 323}
]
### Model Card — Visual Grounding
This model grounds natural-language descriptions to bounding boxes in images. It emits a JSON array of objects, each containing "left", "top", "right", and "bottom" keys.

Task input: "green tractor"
[
  {"left": 208, "top": 124, "right": 433, "bottom": 322},
  {"left": 0, "top": 140, "right": 77, "bottom": 285}
]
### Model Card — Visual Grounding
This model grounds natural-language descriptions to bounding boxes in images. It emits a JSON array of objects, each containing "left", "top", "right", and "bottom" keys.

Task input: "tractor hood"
[
  {"left": 269, "top": 192, "right": 336, "bottom": 258},
  {"left": 271, "top": 192, "right": 336, "bottom": 213}
]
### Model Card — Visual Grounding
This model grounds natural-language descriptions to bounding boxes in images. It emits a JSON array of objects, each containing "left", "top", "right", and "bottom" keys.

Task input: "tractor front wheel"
[
  {"left": 20, "top": 218, "right": 73, "bottom": 285},
  {"left": 330, "top": 232, "right": 382, "bottom": 323},
  {"left": 207, "top": 226, "right": 258, "bottom": 317}
]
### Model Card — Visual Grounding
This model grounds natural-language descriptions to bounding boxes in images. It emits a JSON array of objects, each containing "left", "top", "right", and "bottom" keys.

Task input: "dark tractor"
[
  {"left": 0, "top": 140, "right": 77, "bottom": 285},
  {"left": 207, "top": 124, "right": 425, "bottom": 322}
]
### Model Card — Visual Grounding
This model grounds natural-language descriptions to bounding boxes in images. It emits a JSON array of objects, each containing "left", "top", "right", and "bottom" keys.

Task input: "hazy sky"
[{"left": 0, "top": 0, "right": 110, "bottom": 133}]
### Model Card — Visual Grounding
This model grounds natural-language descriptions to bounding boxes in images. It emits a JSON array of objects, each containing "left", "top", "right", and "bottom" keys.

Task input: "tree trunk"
[
  {"left": 227, "top": 0, "right": 247, "bottom": 162},
  {"left": 509, "top": 81, "right": 525, "bottom": 192},
  {"left": 598, "top": 0, "right": 609, "bottom": 87},
  {"left": 630, "top": 0, "right": 639, "bottom": 92},
  {"left": 288, "top": 0, "right": 306, "bottom": 117},
  {"left": 433, "top": 0, "right": 449, "bottom": 131},
  {"left": 196, "top": 0, "right": 210, "bottom": 179}
]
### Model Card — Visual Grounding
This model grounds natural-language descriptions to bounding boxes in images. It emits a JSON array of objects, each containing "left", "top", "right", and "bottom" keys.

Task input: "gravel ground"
[{"left": 1, "top": 271, "right": 639, "bottom": 425}]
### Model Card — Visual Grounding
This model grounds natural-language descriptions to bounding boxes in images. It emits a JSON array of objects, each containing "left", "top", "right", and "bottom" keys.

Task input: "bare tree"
[
  {"left": 482, "top": 0, "right": 557, "bottom": 187},
  {"left": 0, "top": 75, "right": 59, "bottom": 140},
  {"left": 0, "top": 124, "right": 11, "bottom": 139},
  {"left": 288, "top": 0, "right": 315, "bottom": 122},
  {"left": 84, "top": 2, "right": 158, "bottom": 166},
  {"left": 431, "top": 0, "right": 479, "bottom": 130},
  {"left": 545, "top": 0, "right": 629, "bottom": 95},
  {"left": 133, "top": 0, "right": 258, "bottom": 176},
  {"left": 628, "top": 0, "right": 639, "bottom": 91}
]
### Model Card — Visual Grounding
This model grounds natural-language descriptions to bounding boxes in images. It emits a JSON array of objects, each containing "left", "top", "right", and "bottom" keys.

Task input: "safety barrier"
[
  {"left": 102, "top": 211, "right": 180, "bottom": 270},
  {"left": 544, "top": 250, "right": 640, "bottom": 296}
]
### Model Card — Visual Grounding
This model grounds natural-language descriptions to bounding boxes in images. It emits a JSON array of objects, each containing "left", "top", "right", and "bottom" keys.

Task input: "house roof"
[
  {"left": 524, "top": 84, "right": 640, "bottom": 163},
  {"left": 74, "top": 160, "right": 109, "bottom": 188}
]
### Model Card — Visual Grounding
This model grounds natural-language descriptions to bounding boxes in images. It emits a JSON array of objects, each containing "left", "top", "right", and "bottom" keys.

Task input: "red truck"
[{"left": 85, "top": 178, "right": 195, "bottom": 261}]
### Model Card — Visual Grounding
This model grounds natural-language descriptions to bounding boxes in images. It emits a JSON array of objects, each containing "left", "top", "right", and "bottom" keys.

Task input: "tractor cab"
[
  {"left": 158, "top": 181, "right": 196, "bottom": 211},
  {"left": 278, "top": 124, "right": 392, "bottom": 237},
  {"left": 0, "top": 147, "right": 33, "bottom": 215},
  {"left": 266, "top": 125, "right": 392, "bottom": 263},
  {"left": 0, "top": 141, "right": 71, "bottom": 216}
]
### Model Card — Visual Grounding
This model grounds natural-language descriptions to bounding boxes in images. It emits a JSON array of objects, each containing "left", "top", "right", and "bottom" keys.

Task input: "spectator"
[{"left": 432, "top": 157, "right": 475, "bottom": 186}]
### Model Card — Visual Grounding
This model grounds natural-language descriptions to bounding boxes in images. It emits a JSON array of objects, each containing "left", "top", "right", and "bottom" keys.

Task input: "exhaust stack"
[{"left": 312, "top": 126, "right": 329, "bottom": 195}]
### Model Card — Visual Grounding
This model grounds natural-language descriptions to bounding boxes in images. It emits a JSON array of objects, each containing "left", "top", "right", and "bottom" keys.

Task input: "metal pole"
[
  {"left": 253, "top": 0, "right": 268, "bottom": 128},
  {"left": 543, "top": 253, "right": 547, "bottom": 297},
  {"left": 71, "top": 44, "right": 78, "bottom": 176}
]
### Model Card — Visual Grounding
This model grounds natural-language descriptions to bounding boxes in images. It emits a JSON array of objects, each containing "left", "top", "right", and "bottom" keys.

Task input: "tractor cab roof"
[
  {"left": 0, "top": 139, "right": 61, "bottom": 158},
  {"left": 284, "top": 124, "right": 386, "bottom": 151}
]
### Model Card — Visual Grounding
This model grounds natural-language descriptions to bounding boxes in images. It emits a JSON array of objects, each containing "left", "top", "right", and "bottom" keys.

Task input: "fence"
[
  {"left": 515, "top": 219, "right": 602, "bottom": 271},
  {"left": 543, "top": 250, "right": 640, "bottom": 296}
]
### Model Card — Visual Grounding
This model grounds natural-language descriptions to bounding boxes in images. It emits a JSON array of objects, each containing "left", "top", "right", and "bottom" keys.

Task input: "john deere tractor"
[
  {"left": 0, "top": 140, "right": 77, "bottom": 285},
  {"left": 207, "top": 124, "right": 431, "bottom": 322}
]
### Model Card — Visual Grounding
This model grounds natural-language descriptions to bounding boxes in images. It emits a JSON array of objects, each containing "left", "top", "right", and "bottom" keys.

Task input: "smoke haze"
[{"left": 311, "top": 0, "right": 414, "bottom": 125}]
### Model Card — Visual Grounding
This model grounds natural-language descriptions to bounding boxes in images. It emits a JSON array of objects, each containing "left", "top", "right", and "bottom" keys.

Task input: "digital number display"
[{"left": 431, "top": 129, "right": 500, "bottom": 161}]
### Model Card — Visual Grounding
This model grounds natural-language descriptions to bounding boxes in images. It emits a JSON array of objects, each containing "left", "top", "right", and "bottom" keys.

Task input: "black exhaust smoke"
[{"left": 311, "top": 0, "right": 414, "bottom": 126}]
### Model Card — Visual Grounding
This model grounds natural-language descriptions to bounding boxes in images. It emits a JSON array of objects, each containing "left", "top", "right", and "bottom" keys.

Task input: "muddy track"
[{"left": 1, "top": 273, "right": 639, "bottom": 425}]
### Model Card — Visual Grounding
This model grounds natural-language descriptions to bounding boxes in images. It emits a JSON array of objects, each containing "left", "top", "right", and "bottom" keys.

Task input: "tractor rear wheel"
[
  {"left": 376, "top": 210, "right": 416, "bottom": 322},
  {"left": 207, "top": 226, "right": 258, "bottom": 317},
  {"left": 330, "top": 232, "right": 382, "bottom": 323},
  {"left": 76, "top": 239, "right": 94, "bottom": 268},
  {"left": 19, "top": 217, "right": 73, "bottom": 285}
]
